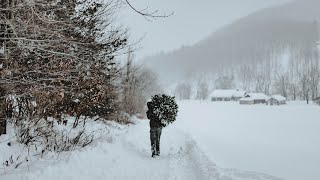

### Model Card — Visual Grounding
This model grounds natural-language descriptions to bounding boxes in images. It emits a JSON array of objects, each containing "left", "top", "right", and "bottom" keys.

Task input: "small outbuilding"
[
  {"left": 239, "top": 93, "right": 270, "bottom": 105},
  {"left": 313, "top": 97, "right": 320, "bottom": 105},
  {"left": 267, "top": 95, "right": 286, "bottom": 105},
  {"left": 210, "top": 89, "right": 246, "bottom": 102}
]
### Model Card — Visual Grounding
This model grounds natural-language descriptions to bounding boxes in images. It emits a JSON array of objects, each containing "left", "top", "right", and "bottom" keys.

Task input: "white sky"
[{"left": 120, "top": 0, "right": 291, "bottom": 59}]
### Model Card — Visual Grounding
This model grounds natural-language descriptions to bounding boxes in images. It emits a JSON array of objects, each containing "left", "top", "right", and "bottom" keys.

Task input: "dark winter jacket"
[{"left": 146, "top": 102, "right": 163, "bottom": 128}]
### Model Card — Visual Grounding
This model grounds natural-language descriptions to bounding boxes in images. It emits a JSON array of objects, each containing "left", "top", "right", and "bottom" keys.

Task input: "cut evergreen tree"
[{"left": 149, "top": 94, "right": 178, "bottom": 127}]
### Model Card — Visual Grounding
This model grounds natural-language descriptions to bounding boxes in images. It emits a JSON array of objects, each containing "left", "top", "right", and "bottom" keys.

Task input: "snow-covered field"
[
  {"left": 175, "top": 101, "right": 320, "bottom": 180},
  {"left": 0, "top": 101, "right": 319, "bottom": 180}
]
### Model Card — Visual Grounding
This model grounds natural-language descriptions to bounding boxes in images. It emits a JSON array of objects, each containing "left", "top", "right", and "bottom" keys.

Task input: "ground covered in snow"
[
  {"left": 1, "top": 118, "right": 283, "bottom": 180},
  {"left": 175, "top": 101, "right": 320, "bottom": 180},
  {"left": 1, "top": 101, "right": 319, "bottom": 180}
]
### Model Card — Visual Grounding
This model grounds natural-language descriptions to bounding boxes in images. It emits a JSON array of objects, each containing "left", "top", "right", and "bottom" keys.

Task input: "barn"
[
  {"left": 210, "top": 89, "right": 246, "bottom": 102},
  {"left": 267, "top": 95, "right": 286, "bottom": 105},
  {"left": 313, "top": 97, "right": 320, "bottom": 105},
  {"left": 239, "top": 93, "right": 270, "bottom": 105}
]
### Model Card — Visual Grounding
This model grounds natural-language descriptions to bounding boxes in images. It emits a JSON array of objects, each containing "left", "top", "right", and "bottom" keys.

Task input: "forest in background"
[{"left": 144, "top": 0, "right": 320, "bottom": 102}]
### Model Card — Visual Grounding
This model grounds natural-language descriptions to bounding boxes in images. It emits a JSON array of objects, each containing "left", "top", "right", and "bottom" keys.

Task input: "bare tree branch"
[{"left": 124, "top": 0, "right": 174, "bottom": 21}]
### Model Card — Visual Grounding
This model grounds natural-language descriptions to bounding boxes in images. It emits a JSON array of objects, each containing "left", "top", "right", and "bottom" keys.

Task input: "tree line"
[
  {"left": 173, "top": 43, "right": 320, "bottom": 103},
  {"left": 0, "top": 0, "right": 162, "bottom": 149}
]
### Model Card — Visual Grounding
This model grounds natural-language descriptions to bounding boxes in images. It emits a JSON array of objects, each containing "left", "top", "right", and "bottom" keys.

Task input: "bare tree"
[
  {"left": 0, "top": 0, "right": 131, "bottom": 138},
  {"left": 300, "top": 73, "right": 311, "bottom": 104},
  {"left": 238, "top": 65, "right": 253, "bottom": 91},
  {"left": 124, "top": 0, "right": 174, "bottom": 21},
  {"left": 214, "top": 75, "right": 235, "bottom": 90},
  {"left": 120, "top": 50, "right": 163, "bottom": 115},
  {"left": 287, "top": 49, "right": 300, "bottom": 100},
  {"left": 274, "top": 74, "right": 290, "bottom": 98},
  {"left": 174, "top": 82, "right": 192, "bottom": 100},
  {"left": 0, "top": 86, "right": 6, "bottom": 135},
  {"left": 196, "top": 81, "right": 209, "bottom": 100},
  {"left": 309, "top": 51, "right": 320, "bottom": 100}
]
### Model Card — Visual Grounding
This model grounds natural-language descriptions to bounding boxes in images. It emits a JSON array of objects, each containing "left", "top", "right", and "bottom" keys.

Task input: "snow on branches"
[{"left": 149, "top": 94, "right": 178, "bottom": 127}]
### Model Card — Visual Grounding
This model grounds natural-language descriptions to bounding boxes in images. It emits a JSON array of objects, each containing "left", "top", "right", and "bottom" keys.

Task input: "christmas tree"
[{"left": 149, "top": 94, "right": 178, "bottom": 127}]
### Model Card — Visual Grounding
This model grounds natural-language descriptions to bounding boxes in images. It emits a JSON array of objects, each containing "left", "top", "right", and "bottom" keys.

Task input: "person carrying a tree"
[{"left": 146, "top": 94, "right": 178, "bottom": 158}]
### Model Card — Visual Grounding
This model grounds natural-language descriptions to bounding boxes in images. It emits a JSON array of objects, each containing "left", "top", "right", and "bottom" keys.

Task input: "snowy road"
[{"left": 1, "top": 120, "right": 283, "bottom": 180}]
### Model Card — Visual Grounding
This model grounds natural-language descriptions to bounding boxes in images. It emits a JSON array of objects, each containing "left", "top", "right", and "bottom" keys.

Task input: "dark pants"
[{"left": 150, "top": 127, "right": 162, "bottom": 156}]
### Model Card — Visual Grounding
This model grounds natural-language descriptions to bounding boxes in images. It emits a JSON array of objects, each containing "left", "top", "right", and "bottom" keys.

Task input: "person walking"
[
  {"left": 146, "top": 94, "right": 178, "bottom": 158},
  {"left": 146, "top": 101, "right": 163, "bottom": 157}
]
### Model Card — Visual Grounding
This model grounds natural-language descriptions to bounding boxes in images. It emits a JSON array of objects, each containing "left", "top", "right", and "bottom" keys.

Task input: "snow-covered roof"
[
  {"left": 240, "top": 93, "right": 270, "bottom": 101},
  {"left": 270, "top": 95, "right": 286, "bottom": 101},
  {"left": 239, "top": 98, "right": 253, "bottom": 102},
  {"left": 314, "top": 97, "right": 320, "bottom": 101},
  {"left": 233, "top": 90, "right": 247, "bottom": 97},
  {"left": 210, "top": 89, "right": 246, "bottom": 98}
]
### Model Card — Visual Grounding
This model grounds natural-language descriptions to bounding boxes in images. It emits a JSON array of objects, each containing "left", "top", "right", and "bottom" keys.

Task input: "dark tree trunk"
[
  {"left": 0, "top": 87, "right": 6, "bottom": 135},
  {"left": 0, "top": 118, "right": 6, "bottom": 135}
]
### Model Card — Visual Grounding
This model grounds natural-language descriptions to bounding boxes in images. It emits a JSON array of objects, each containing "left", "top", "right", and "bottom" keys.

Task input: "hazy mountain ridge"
[{"left": 144, "top": 0, "right": 320, "bottom": 82}]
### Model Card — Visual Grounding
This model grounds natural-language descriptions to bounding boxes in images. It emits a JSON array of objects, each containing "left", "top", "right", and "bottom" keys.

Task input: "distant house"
[
  {"left": 210, "top": 89, "right": 246, "bottom": 101},
  {"left": 239, "top": 93, "right": 270, "bottom": 105},
  {"left": 267, "top": 95, "right": 286, "bottom": 105},
  {"left": 313, "top": 97, "right": 320, "bottom": 105}
]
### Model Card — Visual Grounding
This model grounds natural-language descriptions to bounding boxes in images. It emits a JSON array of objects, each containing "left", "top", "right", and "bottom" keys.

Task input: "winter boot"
[{"left": 152, "top": 151, "right": 156, "bottom": 158}]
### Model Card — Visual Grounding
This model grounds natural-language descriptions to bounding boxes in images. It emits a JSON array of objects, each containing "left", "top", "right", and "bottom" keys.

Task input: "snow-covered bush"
[
  {"left": 149, "top": 94, "right": 178, "bottom": 127},
  {"left": 13, "top": 117, "right": 94, "bottom": 153}
]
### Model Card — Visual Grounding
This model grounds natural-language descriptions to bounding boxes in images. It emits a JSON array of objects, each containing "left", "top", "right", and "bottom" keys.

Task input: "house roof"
[
  {"left": 210, "top": 89, "right": 246, "bottom": 98},
  {"left": 240, "top": 93, "right": 270, "bottom": 101},
  {"left": 313, "top": 97, "right": 320, "bottom": 101},
  {"left": 239, "top": 98, "right": 254, "bottom": 102},
  {"left": 271, "top": 95, "right": 286, "bottom": 101}
]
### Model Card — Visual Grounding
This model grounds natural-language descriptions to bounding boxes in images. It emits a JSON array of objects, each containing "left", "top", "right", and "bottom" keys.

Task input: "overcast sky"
[{"left": 120, "top": 0, "right": 291, "bottom": 59}]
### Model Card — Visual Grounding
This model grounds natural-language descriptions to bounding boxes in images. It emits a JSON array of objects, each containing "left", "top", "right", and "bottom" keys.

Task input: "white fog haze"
[
  {"left": 121, "top": 0, "right": 292, "bottom": 59},
  {"left": 142, "top": 0, "right": 320, "bottom": 86},
  {"left": 1, "top": 1, "right": 320, "bottom": 180}
]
